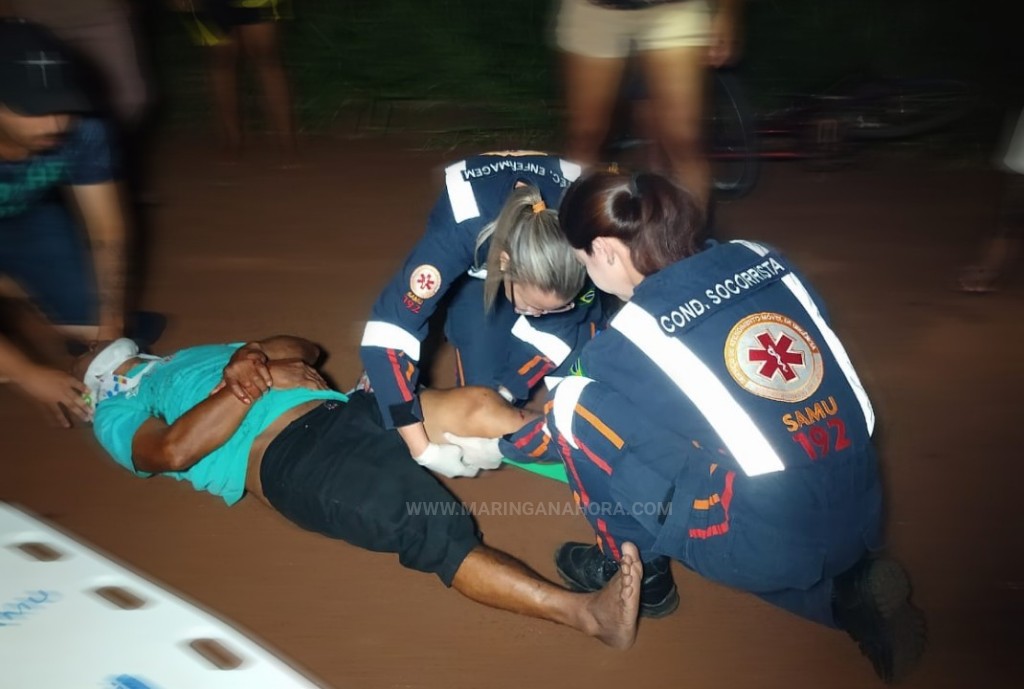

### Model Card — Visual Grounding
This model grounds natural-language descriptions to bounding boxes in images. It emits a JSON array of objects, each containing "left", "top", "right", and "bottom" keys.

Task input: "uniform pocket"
[{"left": 703, "top": 511, "right": 826, "bottom": 594}]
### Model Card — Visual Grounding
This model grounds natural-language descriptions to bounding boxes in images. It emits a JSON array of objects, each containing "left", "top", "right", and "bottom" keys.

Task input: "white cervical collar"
[{"left": 83, "top": 338, "right": 161, "bottom": 408}]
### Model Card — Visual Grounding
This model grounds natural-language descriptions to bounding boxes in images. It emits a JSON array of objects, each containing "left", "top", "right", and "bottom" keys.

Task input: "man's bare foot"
[{"left": 582, "top": 541, "right": 642, "bottom": 649}]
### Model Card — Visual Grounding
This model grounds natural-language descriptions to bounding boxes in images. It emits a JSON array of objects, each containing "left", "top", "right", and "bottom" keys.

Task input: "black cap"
[{"left": 0, "top": 18, "right": 92, "bottom": 116}]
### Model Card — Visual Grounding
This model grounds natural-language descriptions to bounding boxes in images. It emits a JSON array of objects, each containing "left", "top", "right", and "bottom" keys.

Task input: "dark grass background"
[{"left": 146, "top": 0, "right": 1020, "bottom": 152}]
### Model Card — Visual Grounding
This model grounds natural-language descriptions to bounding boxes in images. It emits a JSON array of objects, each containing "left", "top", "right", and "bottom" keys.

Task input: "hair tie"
[{"left": 532, "top": 200, "right": 547, "bottom": 214}]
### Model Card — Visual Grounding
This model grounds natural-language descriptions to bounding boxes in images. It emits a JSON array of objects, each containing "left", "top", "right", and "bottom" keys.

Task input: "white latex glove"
[
  {"left": 413, "top": 442, "right": 480, "bottom": 478},
  {"left": 443, "top": 433, "right": 504, "bottom": 470}
]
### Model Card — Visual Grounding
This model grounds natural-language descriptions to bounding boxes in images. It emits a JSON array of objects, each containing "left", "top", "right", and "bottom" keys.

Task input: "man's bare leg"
[
  {"left": 452, "top": 541, "right": 642, "bottom": 649},
  {"left": 420, "top": 386, "right": 538, "bottom": 440}
]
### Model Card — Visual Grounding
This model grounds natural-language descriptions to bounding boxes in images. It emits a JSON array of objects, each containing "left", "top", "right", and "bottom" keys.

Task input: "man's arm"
[
  {"left": 214, "top": 335, "right": 321, "bottom": 403},
  {"left": 69, "top": 181, "right": 127, "bottom": 340},
  {"left": 129, "top": 388, "right": 252, "bottom": 473},
  {"left": 130, "top": 354, "right": 330, "bottom": 473}
]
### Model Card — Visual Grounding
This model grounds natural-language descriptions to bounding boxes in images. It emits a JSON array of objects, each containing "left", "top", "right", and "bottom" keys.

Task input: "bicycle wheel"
[
  {"left": 708, "top": 71, "right": 760, "bottom": 200},
  {"left": 842, "top": 78, "right": 977, "bottom": 141}
]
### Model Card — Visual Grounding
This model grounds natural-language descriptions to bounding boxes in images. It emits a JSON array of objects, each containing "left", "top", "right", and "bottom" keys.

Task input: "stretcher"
[{"left": 0, "top": 502, "right": 324, "bottom": 689}]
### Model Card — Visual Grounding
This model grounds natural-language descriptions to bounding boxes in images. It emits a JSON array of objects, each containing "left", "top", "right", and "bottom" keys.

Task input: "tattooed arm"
[{"left": 70, "top": 181, "right": 128, "bottom": 340}]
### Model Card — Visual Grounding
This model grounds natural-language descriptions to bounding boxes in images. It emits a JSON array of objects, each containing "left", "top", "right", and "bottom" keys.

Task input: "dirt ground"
[{"left": 2, "top": 136, "right": 1022, "bottom": 688}]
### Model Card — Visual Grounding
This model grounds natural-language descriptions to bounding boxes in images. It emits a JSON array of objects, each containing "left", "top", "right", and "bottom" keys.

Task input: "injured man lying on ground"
[{"left": 75, "top": 335, "right": 642, "bottom": 648}]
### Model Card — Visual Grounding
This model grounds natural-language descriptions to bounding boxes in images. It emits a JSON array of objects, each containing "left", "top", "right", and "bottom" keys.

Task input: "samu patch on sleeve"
[{"left": 409, "top": 264, "right": 442, "bottom": 299}]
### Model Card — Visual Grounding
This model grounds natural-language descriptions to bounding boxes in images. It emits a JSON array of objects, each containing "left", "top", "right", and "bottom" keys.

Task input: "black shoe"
[
  {"left": 832, "top": 557, "right": 927, "bottom": 684},
  {"left": 554, "top": 542, "right": 680, "bottom": 619}
]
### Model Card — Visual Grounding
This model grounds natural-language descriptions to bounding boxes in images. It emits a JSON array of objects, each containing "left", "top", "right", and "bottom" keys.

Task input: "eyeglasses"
[{"left": 509, "top": 280, "right": 576, "bottom": 317}]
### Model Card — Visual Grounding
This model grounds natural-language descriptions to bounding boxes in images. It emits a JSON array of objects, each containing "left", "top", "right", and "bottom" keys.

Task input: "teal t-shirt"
[{"left": 93, "top": 344, "right": 348, "bottom": 505}]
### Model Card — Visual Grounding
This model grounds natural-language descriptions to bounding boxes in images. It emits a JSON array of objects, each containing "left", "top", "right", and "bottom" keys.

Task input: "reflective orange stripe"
[
  {"left": 688, "top": 470, "right": 736, "bottom": 540},
  {"left": 692, "top": 493, "right": 721, "bottom": 510},
  {"left": 576, "top": 404, "right": 624, "bottom": 450},
  {"left": 528, "top": 433, "right": 551, "bottom": 457},
  {"left": 518, "top": 355, "right": 543, "bottom": 375}
]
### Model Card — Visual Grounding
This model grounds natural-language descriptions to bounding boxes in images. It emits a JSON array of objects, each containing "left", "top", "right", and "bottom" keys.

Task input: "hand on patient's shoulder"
[
  {"left": 413, "top": 442, "right": 481, "bottom": 478},
  {"left": 443, "top": 432, "right": 503, "bottom": 470}
]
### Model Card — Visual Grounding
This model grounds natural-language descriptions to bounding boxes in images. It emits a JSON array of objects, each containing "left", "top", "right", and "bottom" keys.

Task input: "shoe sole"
[
  {"left": 860, "top": 559, "right": 927, "bottom": 684},
  {"left": 863, "top": 604, "right": 928, "bottom": 684},
  {"left": 864, "top": 559, "right": 912, "bottom": 619},
  {"left": 555, "top": 550, "right": 681, "bottom": 619}
]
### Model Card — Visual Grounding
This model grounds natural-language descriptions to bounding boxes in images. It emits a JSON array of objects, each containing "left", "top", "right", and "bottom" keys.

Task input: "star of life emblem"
[
  {"left": 409, "top": 264, "right": 442, "bottom": 299},
  {"left": 724, "top": 312, "right": 823, "bottom": 402}
]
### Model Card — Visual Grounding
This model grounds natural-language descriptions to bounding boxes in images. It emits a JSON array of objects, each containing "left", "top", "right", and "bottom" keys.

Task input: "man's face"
[{"left": 0, "top": 104, "right": 72, "bottom": 154}]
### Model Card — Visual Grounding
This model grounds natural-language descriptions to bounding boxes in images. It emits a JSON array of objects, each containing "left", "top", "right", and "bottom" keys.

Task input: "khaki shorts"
[{"left": 556, "top": 0, "right": 711, "bottom": 58}]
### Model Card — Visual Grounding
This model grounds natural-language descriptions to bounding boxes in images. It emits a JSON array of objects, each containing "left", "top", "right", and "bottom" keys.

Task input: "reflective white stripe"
[
  {"left": 732, "top": 240, "right": 875, "bottom": 433},
  {"left": 560, "top": 159, "right": 582, "bottom": 182},
  {"left": 467, "top": 266, "right": 488, "bottom": 279},
  {"left": 613, "top": 303, "right": 785, "bottom": 476},
  {"left": 360, "top": 321, "right": 421, "bottom": 361},
  {"left": 730, "top": 240, "right": 767, "bottom": 255},
  {"left": 511, "top": 316, "right": 572, "bottom": 365},
  {"left": 551, "top": 375, "right": 594, "bottom": 449},
  {"left": 445, "top": 161, "right": 480, "bottom": 223}
]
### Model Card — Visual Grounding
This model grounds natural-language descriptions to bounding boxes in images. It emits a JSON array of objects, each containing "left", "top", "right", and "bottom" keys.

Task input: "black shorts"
[
  {"left": 259, "top": 391, "right": 480, "bottom": 586},
  {"left": 202, "top": 0, "right": 289, "bottom": 32}
]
